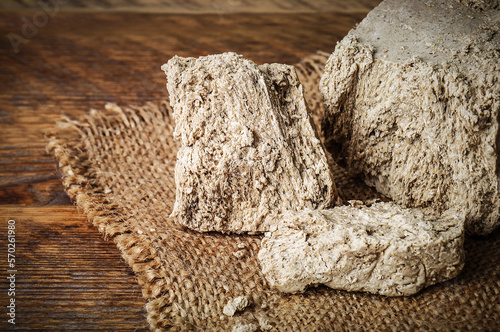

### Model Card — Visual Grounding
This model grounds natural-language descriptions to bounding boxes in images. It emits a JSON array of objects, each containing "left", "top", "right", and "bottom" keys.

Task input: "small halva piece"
[
  {"left": 320, "top": 0, "right": 500, "bottom": 235},
  {"left": 163, "top": 52, "right": 339, "bottom": 234},
  {"left": 232, "top": 323, "right": 258, "bottom": 332},
  {"left": 223, "top": 296, "right": 250, "bottom": 317},
  {"left": 258, "top": 202, "right": 465, "bottom": 296}
]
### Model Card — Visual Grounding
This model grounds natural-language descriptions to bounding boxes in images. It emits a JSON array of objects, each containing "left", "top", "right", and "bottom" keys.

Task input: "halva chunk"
[
  {"left": 163, "top": 52, "right": 339, "bottom": 234},
  {"left": 258, "top": 202, "right": 464, "bottom": 296}
]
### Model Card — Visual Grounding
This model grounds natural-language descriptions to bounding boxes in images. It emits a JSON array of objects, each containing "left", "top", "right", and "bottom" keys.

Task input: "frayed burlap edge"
[{"left": 46, "top": 102, "right": 178, "bottom": 324}]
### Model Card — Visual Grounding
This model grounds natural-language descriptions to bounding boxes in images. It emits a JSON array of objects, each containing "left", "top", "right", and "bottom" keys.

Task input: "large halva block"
[{"left": 320, "top": 0, "right": 500, "bottom": 235}]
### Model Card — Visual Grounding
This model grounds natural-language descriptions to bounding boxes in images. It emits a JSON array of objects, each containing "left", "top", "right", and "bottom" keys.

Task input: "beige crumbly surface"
[
  {"left": 320, "top": 0, "right": 500, "bottom": 235},
  {"left": 258, "top": 202, "right": 465, "bottom": 296},
  {"left": 163, "top": 52, "right": 339, "bottom": 234},
  {"left": 223, "top": 296, "right": 250, "bottom": 317},
  {"left": 232, "top": 323, "right": 258, "bottom": 332}
]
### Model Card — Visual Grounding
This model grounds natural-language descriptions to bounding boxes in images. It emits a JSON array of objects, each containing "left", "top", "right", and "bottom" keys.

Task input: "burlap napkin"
[{"left": 47, "top": 53, "right": 500, "bottom": 331}]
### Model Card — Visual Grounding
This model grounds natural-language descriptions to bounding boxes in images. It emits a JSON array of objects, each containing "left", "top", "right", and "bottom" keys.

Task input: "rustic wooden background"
[
  {"left": 1, "top": 0, "right": 380, "bottom": 13},
  {"left": 0, "top": 1, "right": 382, "bottom": 330}
]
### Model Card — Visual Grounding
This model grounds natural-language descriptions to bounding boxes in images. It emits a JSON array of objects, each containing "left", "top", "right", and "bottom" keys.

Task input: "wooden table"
[{"left": 0, "top": 2, "right": 380, "bottom": 330}]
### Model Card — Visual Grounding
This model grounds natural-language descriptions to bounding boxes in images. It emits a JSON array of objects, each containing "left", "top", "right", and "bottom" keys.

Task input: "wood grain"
[
  {"left": 0, "top": 206, "right": 149, "bottom": 331},
  {"left": 0, "top": 9, "right": 374, "bottom": 330},
  {"left": 1, "top": 0, "right": 382, "bottom": 13}
]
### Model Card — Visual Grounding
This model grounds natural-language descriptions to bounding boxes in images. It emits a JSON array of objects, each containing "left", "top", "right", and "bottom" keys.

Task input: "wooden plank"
[
  {"left": 0, "top": 0, "right": 382, "bottom": 13},
  {"left": 0, "top": 205, "right": 148, "bottom": 330}
]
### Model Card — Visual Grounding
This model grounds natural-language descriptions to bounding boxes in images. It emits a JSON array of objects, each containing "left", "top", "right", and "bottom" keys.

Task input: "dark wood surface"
[
  {"left": 0, "top": 4, "right": 379, "bottom": 330},
  {"left": 0, "top": 0, "right": 379, "bottom": 13}
]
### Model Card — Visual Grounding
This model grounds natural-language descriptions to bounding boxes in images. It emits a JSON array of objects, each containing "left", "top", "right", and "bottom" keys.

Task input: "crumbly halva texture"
[
  {"left": 320, "top": 0, "right": 500, "bottom": 235},
  {"left": 223, "top": 296, "right": 250, "bottom": 317},
  {"left": 163, "top": 52, "right": 339, "bottom": 234},
  {"left": 258, "top": 202, "right": 465, "bottom": 296},
  {"left": 232, "top": 323, "right": 258, "bottom": 332}
]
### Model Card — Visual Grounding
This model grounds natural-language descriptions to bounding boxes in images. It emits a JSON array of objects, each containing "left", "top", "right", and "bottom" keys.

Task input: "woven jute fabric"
[{"left": 47, "top": 53, "right": 500, "bottom": 331}]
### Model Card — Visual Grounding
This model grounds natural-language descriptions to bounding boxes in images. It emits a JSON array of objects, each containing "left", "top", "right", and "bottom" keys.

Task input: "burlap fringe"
[{"left": 46, "top": 101, "right": 179, "bottom": 325}]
